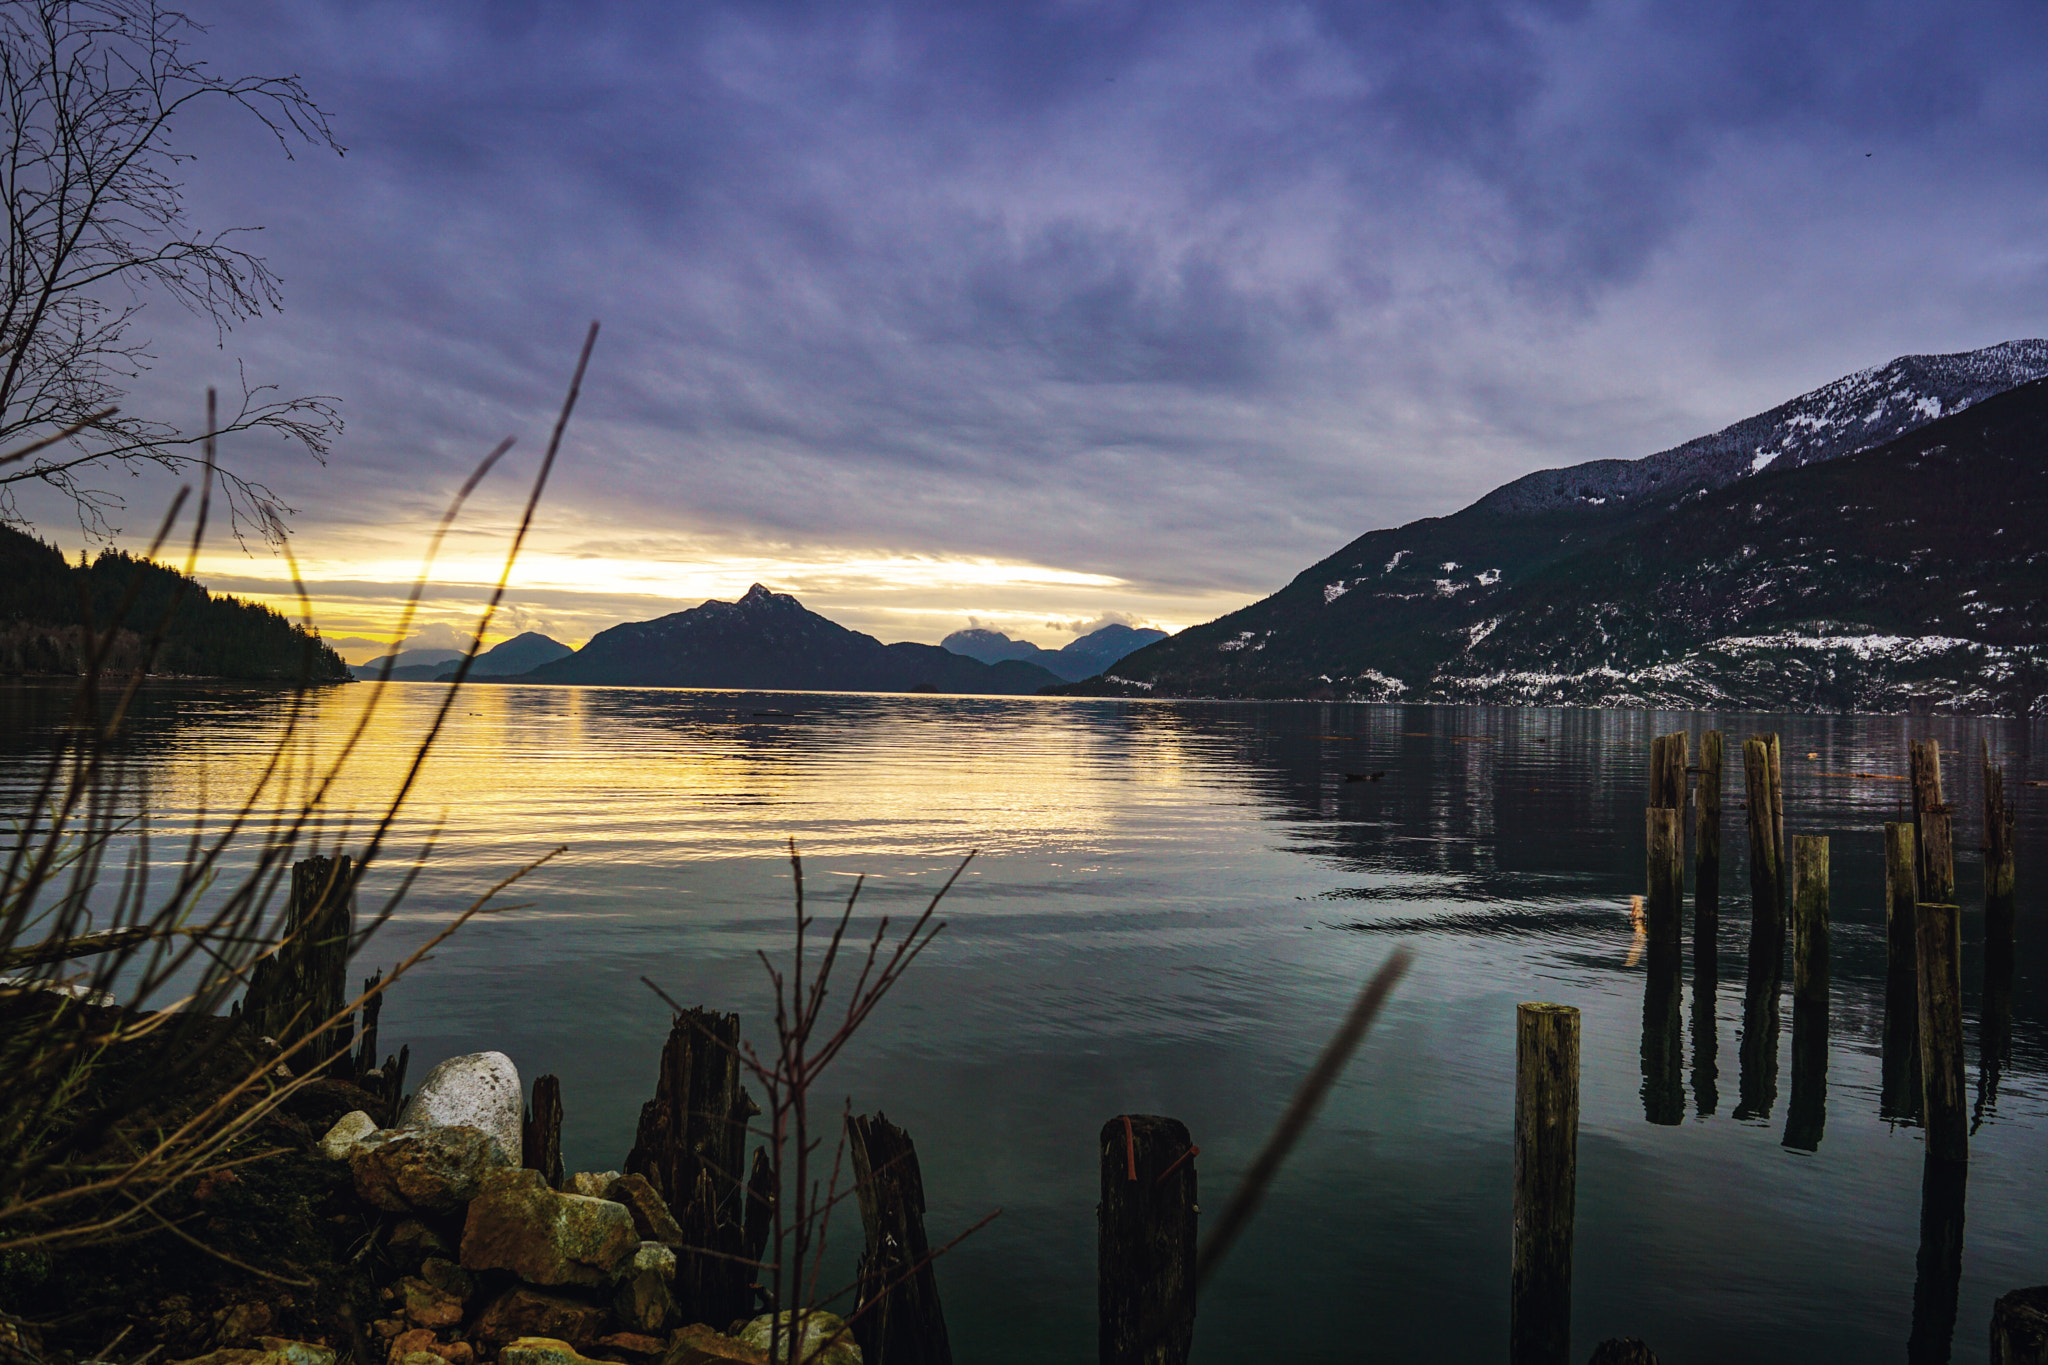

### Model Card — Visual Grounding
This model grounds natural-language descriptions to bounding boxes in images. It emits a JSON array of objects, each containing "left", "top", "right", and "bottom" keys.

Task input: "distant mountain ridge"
[
  {"left": 942, "top": 623, "right": 1166, "bottom": 681},
  {"left": 1065, "top": 340, "right": 2048, "bottom": 713},
  {"left": 513, "top": 585, "right": 1061, "bottom": 694}
]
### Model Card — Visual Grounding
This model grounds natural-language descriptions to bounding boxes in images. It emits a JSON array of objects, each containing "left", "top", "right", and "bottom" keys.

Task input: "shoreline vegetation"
[{"left": 0, "top": 525, "right": 351, "bottom": 684}]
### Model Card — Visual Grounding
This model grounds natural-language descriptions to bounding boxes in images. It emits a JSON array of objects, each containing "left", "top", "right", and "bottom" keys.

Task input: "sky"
[{"left": 11, "top": 0, "right": 2048, "bottom": 661}]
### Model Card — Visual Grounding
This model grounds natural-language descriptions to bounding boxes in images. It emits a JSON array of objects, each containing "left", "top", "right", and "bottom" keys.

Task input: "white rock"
[
  {"left": 634, "top": 1242, "right": 676, "bottom": 1283},
  {"left": 318, "top": 1110, "right": 379, "bottom": 1160},
  {"left": 566, "top": 1170, "right": 622, "bottom": 1198},
  {"left": 398, "top": 1051, "right": 523, "bottom": 1165}
]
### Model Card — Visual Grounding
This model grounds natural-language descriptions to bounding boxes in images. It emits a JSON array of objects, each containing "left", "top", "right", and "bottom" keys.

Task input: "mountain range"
[
  {"left": 941, "top": 624, "right": 1166, "bottom": 681},
  {"left": 354, "top": 632, "right": 573, "bottom": 681},
  {"left": 1066, "top": 340, "right": 2048, "bottom": 713},
  {"left": 512, "top": 585, "right": 1062, "bottom": 693}
]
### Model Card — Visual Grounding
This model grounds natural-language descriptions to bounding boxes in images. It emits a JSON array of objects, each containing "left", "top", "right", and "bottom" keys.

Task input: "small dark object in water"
[
  {"left": 1587, "top": 1341, "right": 1658, "bottom": 1365},
  {"left": 1342, "top": 772, "right": 1385, "bottom": 783}
]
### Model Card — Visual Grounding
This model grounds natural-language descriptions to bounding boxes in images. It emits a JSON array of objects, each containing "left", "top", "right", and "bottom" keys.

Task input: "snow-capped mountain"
[
  {"left": 1475, "top": 339, "right": 2048, "bottom": 515},
  {"left": 1063, "top": 341, "right": 2048, "bottom": 714}
]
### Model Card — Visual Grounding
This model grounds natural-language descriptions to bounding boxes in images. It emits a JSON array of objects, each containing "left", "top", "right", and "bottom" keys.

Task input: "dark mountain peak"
[{"left": 738, "top": 583, "right": 781, "bottom": 607}]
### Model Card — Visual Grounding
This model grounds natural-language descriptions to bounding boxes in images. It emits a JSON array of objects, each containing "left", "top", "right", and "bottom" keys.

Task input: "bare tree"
[{"left": 0, "top": 0, "right": 341, "bottom": 545}]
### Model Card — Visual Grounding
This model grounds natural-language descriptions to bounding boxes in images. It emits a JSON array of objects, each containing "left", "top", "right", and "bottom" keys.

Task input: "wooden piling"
[
  {"left": 1743, "top": 738, "right": 1785, "bottom": 934},
  {"left": 1645, "top": 807, "right": 1684, "bottom": 950},
  {"left": 1983, "top": 741, "right": 2017, "bottom": 947},
  {"left": 1792, "top": 835, "right": 1829, "bottom": 1009},
  {"left": 1734, "top": 960, "right": 1781, "bottom": 1123},
  {"left": 1921, "top": 811, "right": 1956, "bottom": 906},
  {"left": 1512, "top": 1003, "right": 1580, "bottom": 1365},
  {"left": 1695, "top": 730, "right": 1724, "bottom": 919},
  {"left": 1099, "top": 1114, "right": 1198, "bottom": 1365},
  {"left": 242, "top": 854, "right": 358, "bottom": 1066},
  {"left": 1915, "top": 902, "right": 1968, "bottom": 1164},
  {"left": 1648, "top": 732, "right": 1689, "bottom": 813},
  {"left": 1690, "top": 935, "right": 1720, "bottom": 1120},
  {"left": 1910, "top": 740, "right": 1954, "bottom": 903},
  {"left": 523, "top": 1074, "right": 564, "bottom": 1190},
  {"left": 849, "top": 1112, "right": 954, "bottom": 1365},
  {"left": 1885, "top": 823, "right": 1919, "bottom": 979}
]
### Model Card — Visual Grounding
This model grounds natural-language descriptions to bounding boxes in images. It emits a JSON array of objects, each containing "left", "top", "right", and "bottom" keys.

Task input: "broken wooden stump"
[
  {"left": 625, "top": 1007, "right": 755, "bottom": 1326},
  {"left": 847, "top": 1111, "right": 953, "bottom": 1365},
  {"left": 242, "top": 853, "right": 358, "bottom": 1066},
  {"left": 524, "top": 1072, "right": 565, "bottom": 1190}
]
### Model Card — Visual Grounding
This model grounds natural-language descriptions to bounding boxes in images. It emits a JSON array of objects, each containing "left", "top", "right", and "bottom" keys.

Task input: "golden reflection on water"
[{"left": 130, "top": 683, "right": 1231, "bottom": 882}]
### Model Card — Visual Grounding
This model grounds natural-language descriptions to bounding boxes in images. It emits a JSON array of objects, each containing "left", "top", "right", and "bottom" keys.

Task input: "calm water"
[{"left": 5, "top": 681, "right": 2045, "bottom": 1364}]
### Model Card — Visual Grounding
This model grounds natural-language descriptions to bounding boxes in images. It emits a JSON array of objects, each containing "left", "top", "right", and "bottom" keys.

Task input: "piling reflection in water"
[
  {"left": 1975, "top": 938, "right": 2015, "bottom": 1132},
  {"left": 1782, "top": 999, "right": 1828, "bottom": 1152},
  {"left": 1907, "top": 1155, "right": 1968, "bottom": 1365},
  {"left": 1690, "top": 927, "right": 1719, "bottom": 1119},
  {"left": 1640, "top": 942, "right": 1683, "bottom": 1125},
  {"left": 1735, "top": 921, "right": 1784, "bottom": 1122},
  {"left": 1881, "top": 965, "right": 1924, "bottom": 1125}
]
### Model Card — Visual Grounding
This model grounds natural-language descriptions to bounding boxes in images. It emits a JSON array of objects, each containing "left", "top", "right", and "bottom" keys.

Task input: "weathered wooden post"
[
  {"left": 1648, "top": 731, "right": 1689, "bottom": 813},
  {"left": 1513, "top": 1003, "right": 1579, "bottom": 1365},
  {"left": 1879, "top": 822, "right": 1922, "bottom": 1121},
  {"left": 1098, "top": 1114, "right": 1198, "bottom": 1365},
  {"left": 1915, "top": 902, "right": 1968, "bottom": 1164},
  {"left": 1743, "top": 737, "right": 1785, "bottom": 935},
  {"left": 1908, "top": 1155, "right": 1968, "bottom": 1365},
  {"left": 1989, "top": 1286, "right": 2048, "bottom": 1364},
  {"left": 848, "top": 1112, "right": 953, "bottom": 1365},
  {"left": 523, "top": 1074, "right": 564, "bottom": 1190},
  {"left": 1910, "top": 739, "right": 1955, "bottom": 904},
  {"left": 1644, "top": 806, "right": 1684, "bottom": 950},
  {"left": 1695, "top": 730, "right": 1724, "bottom": 920},
  {"left": 626, "top": 1008, "right": 754, "bottom": 1326},
  {"left": 242, "top": 853, "right": 358, "bottom": 1065},
  {"left": 1885, "top": 824, "right": 1920, "bottom": 977},
  {"left": 1792, "top": 835, "right": 1829, "bottom": 1008},
  {"left": 1983, "top": 741, "right": 2017, "bottom": 948}
]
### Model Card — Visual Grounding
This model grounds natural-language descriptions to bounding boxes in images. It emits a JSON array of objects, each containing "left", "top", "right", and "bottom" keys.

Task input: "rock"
[
  {"left": 399, "top": 1276, "right": 464, "bottom": 1331},
  {"left": 500, "top": 1339, "right": 608, "bottom": 1365},
  {"left": 387, "top": 1330, "right": 436, "bottom": 1365},
  {"left": 387, "top": 1217, "right": 456, "bottom": 1273},
  {"left": 396, "top": 1353, "right": 444, "bottom": 1365},
  {"left": 372, "top": 1320, "right": 407, "bottom": 1342},
  {"left": 351, "top": 1126, "right": 512, "bottom": 1212},
  {"left": 284, "top": 1077, "right": 390, "bottom": 1131},
  {"left": 472, "top": 1286, "right": 611, "bottom": 1353},
  {"left": 597, "top": 1333, "right": 666, "bottom": 1358},
  {"left": 657, "top": 1326, "right": 767, "bottom": 1365},
  {"left": 419, "top": 1256, "right": 474, "bottom": 1303},
  {"left": 418, "top": 1344, "right": 474, "bottom": 1365},
  {"left": 612, "top": 1244, "right": 677, "bottom": 1333},
  {"left": 605, "top": 1173, "right": 686, "bottom": 1245},
  {"left": 735, "top": 1312, "right": 861, "bottom": 1365},
  {"left": 399, "top": 1051, "right": 524, "bottom": 1164},
  {"left": 568, "top": 1171, "right": 623, "bottom": 1198},
  {"left": 1993, "top": 1286, "right": 2048, "bottom": 1364},
  {"left": 634, "top": 1242, "right": 677, "bottom": 1283},
  {"left": 318, "top": 1110, "right": 378, "bottom": 1160},
  {"left": 171, "top": 1341, "right": 338, "bottom": 1365},
  {"left": 461, "top": 1168, "right": 638, "bottom": 1288}
]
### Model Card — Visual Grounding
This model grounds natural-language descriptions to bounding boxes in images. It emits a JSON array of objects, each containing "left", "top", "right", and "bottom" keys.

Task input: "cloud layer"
[{"left": 26, "top": 0, "right": 2048, "bottom": 648}]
